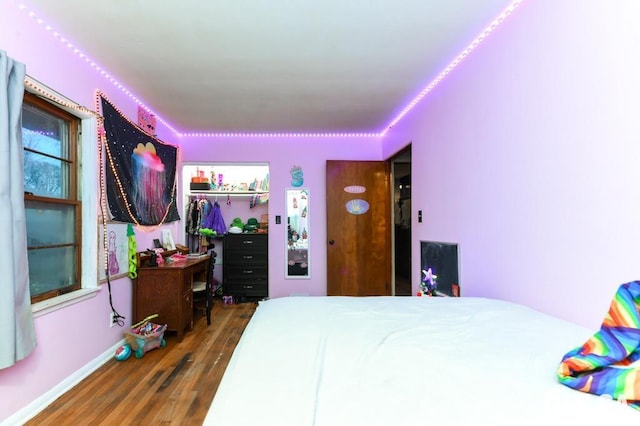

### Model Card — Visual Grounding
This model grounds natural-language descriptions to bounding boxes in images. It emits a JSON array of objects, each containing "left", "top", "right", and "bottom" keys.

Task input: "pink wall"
[{"left": 383, "top": 0, "right": 640, "bottom": 329}]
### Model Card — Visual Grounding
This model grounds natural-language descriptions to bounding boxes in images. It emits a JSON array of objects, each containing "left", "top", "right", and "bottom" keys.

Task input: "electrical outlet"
[{"left": 109, "top": 312, "right": 116, "bottom": 328}]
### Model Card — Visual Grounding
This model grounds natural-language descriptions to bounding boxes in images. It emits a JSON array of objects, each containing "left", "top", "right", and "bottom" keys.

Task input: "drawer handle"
[
  {"left": 243, "top": 255, "right": 254, "bottom": 260},
  {"left": 244, "top": 285, "right": 254, "bottom": 289},
  {"left": 243, "top": 270, "right": 254, "bottom": 274},
  {"left": 242, "top": 240, "right": 254, "bottom": 244}
]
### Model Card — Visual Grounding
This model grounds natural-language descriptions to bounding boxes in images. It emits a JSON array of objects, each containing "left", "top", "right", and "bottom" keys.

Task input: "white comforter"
[{"left": 204, "top": 296, "right": 639, "bottom": 425}]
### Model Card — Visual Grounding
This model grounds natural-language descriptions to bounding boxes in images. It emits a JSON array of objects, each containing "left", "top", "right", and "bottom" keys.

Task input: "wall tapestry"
[{"left": 101, "top": 96, "right": 180, "bottom": 226}]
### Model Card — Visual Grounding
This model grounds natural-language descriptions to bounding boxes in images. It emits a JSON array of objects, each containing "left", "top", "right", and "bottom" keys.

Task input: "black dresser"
[{"left": 223, "top": 233, "right": 268, "bottom": 300}]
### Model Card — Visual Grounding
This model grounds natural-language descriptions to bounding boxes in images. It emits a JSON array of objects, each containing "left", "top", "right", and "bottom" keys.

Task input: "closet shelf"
[{"left": 189, "top": 190, "right": 268, "bottom": 197}]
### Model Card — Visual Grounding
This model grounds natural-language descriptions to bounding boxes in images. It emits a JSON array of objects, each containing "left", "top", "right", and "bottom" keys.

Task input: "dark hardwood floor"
[{"left": 25, "top": 300, "right": 257, "bottom": 425}]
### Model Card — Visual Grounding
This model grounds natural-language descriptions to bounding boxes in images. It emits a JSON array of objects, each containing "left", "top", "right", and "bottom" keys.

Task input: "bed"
[{"left": 204, "top": 296, "right": 639, "bottom": 425}]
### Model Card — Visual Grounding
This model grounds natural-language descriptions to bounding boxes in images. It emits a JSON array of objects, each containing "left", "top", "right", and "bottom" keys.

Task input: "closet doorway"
[{"left": 390, "top": 145, "right": 411, "bottom": 296}]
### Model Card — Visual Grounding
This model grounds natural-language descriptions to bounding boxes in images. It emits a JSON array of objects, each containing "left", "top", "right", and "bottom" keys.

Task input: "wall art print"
[
  {"left": 290, "top": 165, "right": 304, "bottom": 187},
  {"left": 101, "top": 96, "right": 180, "bottom": 226},
  {"left": 137, "top": 104, "right": 157, "bottom": 136}
]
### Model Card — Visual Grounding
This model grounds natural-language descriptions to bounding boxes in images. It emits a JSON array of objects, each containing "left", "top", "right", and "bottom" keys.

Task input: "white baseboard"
[{"left": 3, "top": 338, "right": 125, "bottom": 426}]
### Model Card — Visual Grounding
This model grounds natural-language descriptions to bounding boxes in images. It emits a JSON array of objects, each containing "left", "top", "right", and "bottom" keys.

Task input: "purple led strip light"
[{"left": 17, "top": 0, "right": 523, "bottom": 138}]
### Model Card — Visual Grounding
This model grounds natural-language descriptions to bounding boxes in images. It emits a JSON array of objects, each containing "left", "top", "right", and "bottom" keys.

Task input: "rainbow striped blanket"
[{"left": 557, "top": 281, "right": 640, "bottom": 409}]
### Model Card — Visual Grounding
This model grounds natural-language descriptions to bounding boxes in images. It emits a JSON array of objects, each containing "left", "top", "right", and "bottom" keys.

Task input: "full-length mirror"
[{"left": 286, "top": 188, "right": 310, "bottom": 278}]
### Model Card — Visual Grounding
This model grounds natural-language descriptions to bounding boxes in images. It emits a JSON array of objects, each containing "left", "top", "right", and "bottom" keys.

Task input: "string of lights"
[{"left": 16, "top": 0, "right": 524, "bottom": 139}]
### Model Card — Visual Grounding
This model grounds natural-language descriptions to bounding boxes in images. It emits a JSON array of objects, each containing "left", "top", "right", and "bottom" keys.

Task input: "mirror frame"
[{"left": 285, "top": 188, "right": 310, "bottom": 279}]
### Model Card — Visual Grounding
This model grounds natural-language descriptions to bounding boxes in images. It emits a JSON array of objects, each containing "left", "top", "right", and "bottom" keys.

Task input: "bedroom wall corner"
[{"left": 382, "top": 0, "right": 640, "bottom": 328}]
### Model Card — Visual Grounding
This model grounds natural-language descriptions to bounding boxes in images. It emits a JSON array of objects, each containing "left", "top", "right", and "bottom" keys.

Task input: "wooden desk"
[{"left": 132, "top": 256, "right": 209, "bottom": 342}]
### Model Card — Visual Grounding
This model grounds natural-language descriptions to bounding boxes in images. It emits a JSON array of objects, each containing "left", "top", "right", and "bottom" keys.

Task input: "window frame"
[
  {"left": 23, "top": 92, "right": 83, "bottom": 304},
  {"left": 22, "top": 79, "right": 100, "bottom": 315}
]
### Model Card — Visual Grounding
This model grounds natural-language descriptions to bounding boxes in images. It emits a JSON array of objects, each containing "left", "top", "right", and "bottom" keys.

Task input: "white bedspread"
[{"left": 204, "top": 296, "right": 639, "bottom": 425}]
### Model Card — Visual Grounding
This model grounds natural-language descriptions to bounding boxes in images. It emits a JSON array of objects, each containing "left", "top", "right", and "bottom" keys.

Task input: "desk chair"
[{"left": 193, "top": 248, "right": 216, "bottom": 325}]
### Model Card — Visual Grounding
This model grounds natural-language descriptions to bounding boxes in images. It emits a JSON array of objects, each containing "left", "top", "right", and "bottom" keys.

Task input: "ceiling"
[{"left": 24, "top": 0, "right": 518, "bottom": 135}]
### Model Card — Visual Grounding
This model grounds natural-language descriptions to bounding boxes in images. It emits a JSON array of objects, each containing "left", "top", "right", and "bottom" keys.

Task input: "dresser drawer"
[
  {"left": 224, "top": 234, "right": 268, "bottom": 250},
  {"left": 225, "top": 251, "right": 268, "bottom": 265},
  {"left": 225, "top": 266, "right": 268, "bottom": 280},
  {"left": 226, "top": 282, "right": 268, "bottom": 297}
]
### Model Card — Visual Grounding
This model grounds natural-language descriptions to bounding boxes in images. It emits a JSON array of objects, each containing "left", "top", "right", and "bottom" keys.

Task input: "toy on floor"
[
  {"left": 114, "top": 314, "right": 167, "bottom": 361},
  {"left": 114, "top": 343, "right": 132, "bottom": 361}
]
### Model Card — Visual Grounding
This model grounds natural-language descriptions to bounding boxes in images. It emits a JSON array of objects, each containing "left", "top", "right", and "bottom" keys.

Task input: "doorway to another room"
[{"left": 391, "top": 146, "right": 412, "bottom": 296}]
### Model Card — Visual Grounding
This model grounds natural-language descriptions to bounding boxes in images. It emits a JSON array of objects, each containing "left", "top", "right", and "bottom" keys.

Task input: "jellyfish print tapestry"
[{"left": 100, "top": 96, "right": 180, "bottom": 226}]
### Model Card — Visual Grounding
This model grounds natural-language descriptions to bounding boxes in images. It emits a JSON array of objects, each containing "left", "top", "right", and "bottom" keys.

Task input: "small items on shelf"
[
  {"left": 190, "top": 167, "right": 211, "bottom": 190},
  {"left": 136, "top": 246, "right": 189, "bottom": 268},
  {"left": 185, "top": 164, "right": 269, "bottom": 193}
]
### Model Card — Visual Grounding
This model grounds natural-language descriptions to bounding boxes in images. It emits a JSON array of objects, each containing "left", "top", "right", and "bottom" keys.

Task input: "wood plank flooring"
[{"left": 25, "top": 300, "right": 257, "bottom": 425}]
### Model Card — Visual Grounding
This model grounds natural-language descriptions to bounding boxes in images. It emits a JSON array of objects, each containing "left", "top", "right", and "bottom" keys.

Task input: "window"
[{"left": 22, "top": 92, "right": 82, "bottom": 304}]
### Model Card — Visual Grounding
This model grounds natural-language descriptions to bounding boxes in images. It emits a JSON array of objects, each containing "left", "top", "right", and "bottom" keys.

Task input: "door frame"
[{"left": 388, "top": 144, "right": 412, "bottom": 296}]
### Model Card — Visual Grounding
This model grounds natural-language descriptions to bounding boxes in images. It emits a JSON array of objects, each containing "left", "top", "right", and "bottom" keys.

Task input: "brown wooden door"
[{"left": 326, "top": 160, "right": 392, "bottom": 296}]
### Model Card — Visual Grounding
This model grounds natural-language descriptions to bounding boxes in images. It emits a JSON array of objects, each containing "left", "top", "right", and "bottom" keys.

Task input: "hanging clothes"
[
  {"left": 202, "top": 201, "right": 226, "bottom": 236},
  {"left": 185, "top": 196, "right": 213, "bottom": 252}
]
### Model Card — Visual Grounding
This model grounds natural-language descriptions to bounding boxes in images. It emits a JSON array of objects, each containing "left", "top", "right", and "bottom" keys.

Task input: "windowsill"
[{"left": 32, "top": 287, "right": 101, "bottom": 318}]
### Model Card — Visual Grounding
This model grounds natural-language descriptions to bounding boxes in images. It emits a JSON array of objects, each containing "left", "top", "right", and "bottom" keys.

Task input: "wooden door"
[{"left": 326, "top": 160, "right": 392, "bottom": 295}]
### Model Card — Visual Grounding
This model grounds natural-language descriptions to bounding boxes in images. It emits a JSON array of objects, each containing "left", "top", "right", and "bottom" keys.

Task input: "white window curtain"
[{"left": 0, "top": 50, "right": 37, "bottom": 369}]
